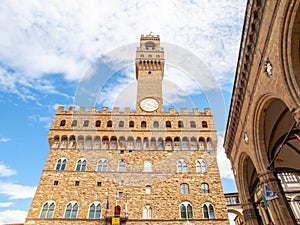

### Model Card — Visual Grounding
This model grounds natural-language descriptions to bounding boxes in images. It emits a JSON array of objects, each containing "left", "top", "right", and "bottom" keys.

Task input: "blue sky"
[{"left": 0, "top": 0, "right": 246, "bottom": 223}]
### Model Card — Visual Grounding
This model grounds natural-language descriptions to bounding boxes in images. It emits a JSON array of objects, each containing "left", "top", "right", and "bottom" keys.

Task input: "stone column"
[
  {"left": 242, "top": 202, "right": 260, "bottom": 225},
  {"left": 258, "top": 171, "right": 296, "bottom": 225}
]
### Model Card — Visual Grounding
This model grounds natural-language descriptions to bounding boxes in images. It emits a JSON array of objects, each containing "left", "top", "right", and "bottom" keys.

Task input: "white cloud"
[
  {"left": 0, "top": 209, "right": 27, "bottom": 224},
  {"left": 217, "top": 132, "right": 234, "bottom": 179},
  {"left": 28, "top": 114, "right": 53, "bottom": 129},
  {"left": 0, "top": 163, "right": 16, "bottom": 177},
  {"left": 0, "top": 182, "right": 36, "bottom": 199},
  {"left": 0, "top": 138, "right": 11, "bottom": 143},
  {"left": 0, "top": 202, "right": 14, "bottom": 208},
  {"left": 0, "top": 0, "right": 246, "bottom": 101}
]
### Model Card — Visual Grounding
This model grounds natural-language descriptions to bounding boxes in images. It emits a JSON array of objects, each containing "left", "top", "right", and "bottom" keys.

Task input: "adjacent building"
[{"left": 224, "top": 0, "right": 300, "bottom": 224}]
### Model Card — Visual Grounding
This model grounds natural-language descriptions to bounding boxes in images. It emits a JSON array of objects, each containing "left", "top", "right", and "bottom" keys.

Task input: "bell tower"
[{"left": 135, "top": 33, "right": 164, "bottom": 113}]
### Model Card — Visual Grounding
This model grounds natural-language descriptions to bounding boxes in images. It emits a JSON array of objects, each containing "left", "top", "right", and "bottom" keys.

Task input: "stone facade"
[
  {"left": 224, "top": 0, "right": 300, "bottom": 224},
  {"left": 25, "top": 34, "right": 229, "bottom": 225}
]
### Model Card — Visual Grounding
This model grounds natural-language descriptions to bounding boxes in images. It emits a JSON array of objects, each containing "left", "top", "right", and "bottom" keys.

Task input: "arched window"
[
  {"left": 146, "top": 185, "right": 151, "bottom": 194},
  {"left": 89, "top": 202, "right": 102, "bottom": 219},
  {"left": 65, "top": 202, "right": 78, "bottom": 218},
  {"left": 182, "top": 137, "right": 189, "bottom": 150},
  {"left": 71, "top": 120, "right": 77, "bottom": 127},
  {"left": 102, "top": 136, "right": 109, "bottom": 149},
  {"left": 203, "top": 203, "right": 214, "bottom": 219},
  {"left": 69, "top": 135, "right": 76, "bottom": 149},
  {"left": 119, "top": 121, "right": 124, "bottom": 127},
  {"left": 129, "top": 121, "right": 134, "bottom": 128},
  {"left": 199, "top": 138, "right": 206, "bottom": 150},
  {"left": 202, "top": 121, "right": 208, "bottom": 128},
  {"left": 107, "top": 120, "right": 112, "bottom": 127},
  {"left": 83, "top": 120, "right": 89, "bottom": 127},
  {"left": 157, "top": 138, "right": 164, "bottom": 150},
  {"left": 190, "top": 121, "right": 196, "bottom": 128},
  {"left": 180, "top": 183, "right": 189, "bottom": 194},
  {"left": 95, "top": 120, "right": 101, "bottom": 127},
  {"left": 203, "top": 204, "right": 208, "bottom": 218},
  {"left": 166, "top": 121, "right": 171, "bottom": 128},
  {"left": 207, "top": 138, "right": 213, "bottom": 150},
  {"left": 143, "top": 137, "right": 149, "bottom": 150},
  {"left": 143, "top": 205, "right": 152, "bottom": 219},
  {"left": 153, "top": 121, "right": 159, "bottom": 128},
  {"left": 97, "top": 159, "right": 108, "bottom": 172},
  {"left": 190, "top": 137, "right": 197, "bottom": 150},
  {"left": 136, "top": 137, "right": 142, "bottom": 150},
  {"left": 141, "top": 121, "right": 147, "bottom": 128},
  {"left": 174, "top": 137, "right": 181, "bottom": 150},
  {"left": 150, "top": 137, "right": 156, "bottom": 150},
  {"left": 119, "top": 160, "right": 126, "bottom": 172},
  {"left": 201, "top": 183, "right": 209, "bottom": 193},
  {"left": 77, "top": 136, "right": 84, "bottom": 149},
  {"left": 165, "top": 137, "right": 172, "bottom": 150},
  {"left": 110, "top": 136, "right": 117, "bottom": 149},
  {"left": 144, "top": 161, "right": 152, "bottom": 172},
  {"left": 118, "top": 136, "right": 126, "bottom": 149},
  {"left": 177, "top": 160, "right": 188, "bottom": 172},
  {"left": 56, "top": 158, "right": 67, "bottom": 171},
  {"left": 85, "top": 136, "right": 92, "bottom": 149},
  {"left": 60, "top": 120, "right": 66, "bottom": 126},
  {"left": 60, "top": 136, "right": 67, "bottom": 149},
  {"left": 180, "top": 202, "right": 193, "bottom": 219},
  {"left": 127, "top": 137, "right": 134, "bottom": 150},
  {"left": 76, "top": 159, "right": 87, "bottom": 171},
  {"left": 40, "top": 201, "right": 55, "bottom": 218},
  {"left": 93, "top": 136, "right": 100, "bottom": 149},
  {"left": 196, "top": 159, "right": 207, "bottom": 172},
  {"left": 209, "top": 204, "right": 215, "bottom": 218},
  {"left": 178, "top": 121, "right": 184, "bottom": 128}
]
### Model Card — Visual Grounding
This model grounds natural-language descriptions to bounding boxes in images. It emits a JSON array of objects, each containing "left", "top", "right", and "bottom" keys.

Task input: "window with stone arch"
[
  {"left": 118, "top": 160, "right": 126, "bottom": 172},
  {"left": 142, "top": 205, "right": 153, "bottom": 219},
  {"left": 141, "top": 121, "right": 147, "bottom": 128},
  {"left": 129, "top": 120, "right": 134, "bottom": 128},
  {"left": 107, "top": 120, "right": 112, "bottom": 127},
  {"left": 65, "top": 201, "right": 78, "bottom": 218},
  {"left": 190, "top": 121, "right": 196, "bottom": 128},
  {"left": 97, "top": 159, "right": 108, "bottom": 172},
  {"left": 166, "top": 121, "right": 171, "bottom": 128},
  {"left": 56, "top": 158, "right": 67, "bottom": 171},
  {"left": 180, "top": 183, "right": 189, "bottom": 194},
  {"left": 202, "top": 121, "right": 208, "bottom": 128},
  {"left": 83, "top": 120, "right": 89, "bottom": 127},
  {"left": 177, "top": 159, "right": 188, "bottom": 172},
  {"left": 153, "top": 121, "right": 159, "bottom": 128},
  {"left": 71, "top": 120, "right": 77, "bottom": 127},
  {"left": 76, "top": 158, "right": 87, "bottom": 171},
  {"left": 146, "top": 185, "right": 151, "bottom": 194},
  {"left": 60, "top": 119, "right": 66, "bottom": 126},
  {"left": 201, "top": 183, "right": 210, "bottom": 193},
  {"left": 178, "top": 120, "right": 184, "bottom": 128},
  {"left": 202, "top": 202, "right": 215, "bottom": 219},
  {"left": 180, "top": 201, "right": 193, "bottom": 219},
  {"left": 88, "top": 201, "right": 102, "bottom": 219},
  {"left": 95, "top": 120, "right": 101, "bottom": 127},
  {"left": 119, "top": 121, "right": 124, "bottom": 127},
  {"left": 196, "top": 159, "right": 207, "bottom": 172},
  {"left": 144, "top": 161, "right": 152, "bottom": 172},
  {"left": 207, "top": 137, "right": 213, "bottom": 150},
  {"left": 40, "top": 200, "right": 55, "bottom": 218}
]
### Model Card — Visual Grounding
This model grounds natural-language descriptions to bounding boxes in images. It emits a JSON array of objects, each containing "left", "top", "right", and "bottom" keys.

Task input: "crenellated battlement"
[{"left": 56, "top": 106, "right": 212, "bottom": 116}]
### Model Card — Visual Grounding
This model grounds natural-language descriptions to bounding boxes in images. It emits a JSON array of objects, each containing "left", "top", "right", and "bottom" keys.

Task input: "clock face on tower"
[{"left": 140, "top": 98, "right": 159, "bottom": 112}]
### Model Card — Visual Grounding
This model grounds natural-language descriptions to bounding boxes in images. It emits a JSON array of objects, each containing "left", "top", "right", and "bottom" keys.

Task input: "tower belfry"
[
  {"left": 136, "top": 33, "right": 164, "bottom": 113},
  {"left": 25, "top": 34, "right": 229, "bottom": 225}
]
